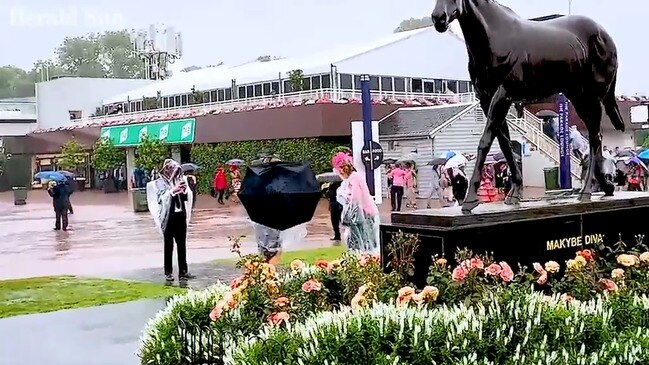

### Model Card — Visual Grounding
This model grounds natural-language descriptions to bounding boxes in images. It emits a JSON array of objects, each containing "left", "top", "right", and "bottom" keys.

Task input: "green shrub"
[{"left": 191, "top": 138, "right": 348, "bottom": 194}]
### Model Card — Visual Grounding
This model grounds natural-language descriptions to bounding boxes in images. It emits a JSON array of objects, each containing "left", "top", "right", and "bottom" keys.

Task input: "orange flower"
[
  {"left": 260, "top": 263, "right": 276, "bottom": 278},
  {"left": 421, "top": 286, "right": 439, "bottom": 302},
  {"left": 290, "top": 259, "right": 306, "bottom": 273},
  {"left": 315, "top": 259, "right": 331, "bottom": 270},
  {"left": 397, "top": 286, "right": 415, "bottom": 307},
  {"left": 411, "top": 293, "right": 425, "bottom": 305},
  {"left": 266, "top": 281, "right": 280, "bottom": 296},
  {"left": 229, "top": 276, "right": 245, "bottom": 290},
  {"left": 209, "top": 300, "right": 227, "bottom": 321},
  {"left": 617, "top": 254, "right": 640, "bottom": 267},
  {"left": 268, "top": 311, "right": 290, "bottom": 326},
  {"left": 435, "top": 258, "right": 448, "bottom": 267},
  {"left": 274, "top": 296, "right": 290, "bottom": 309},
  {"left": 359, "top": 254, "right": 379, "bottom": 267},
  {"left": 577, "top": 249, "right": 594, "bottom": 262},
  {"left": 301, "top": 279, "right": 323, "bottom": 293}
]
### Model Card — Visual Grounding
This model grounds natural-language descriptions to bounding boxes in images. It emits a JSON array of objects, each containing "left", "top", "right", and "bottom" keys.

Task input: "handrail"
[
  {"left": 506, "top": 111, "right": 581, "bottom": 179},
  {"left": 71, "top": 89, "right": 476, "bottom": 127}
]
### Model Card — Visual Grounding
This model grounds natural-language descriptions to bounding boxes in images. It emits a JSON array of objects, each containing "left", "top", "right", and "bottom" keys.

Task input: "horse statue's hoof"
[
  {"left": 578, "top": 192, "right": 592, "bottom": 202},
  {"left": 504, "top": 195, "right": 521, "bottom": 205},
  {"left": 461, "top": 200, "right": 480, "bottom": 214},
  {"left": 602, "top": 183, "right": 615, "bottom": 197}
]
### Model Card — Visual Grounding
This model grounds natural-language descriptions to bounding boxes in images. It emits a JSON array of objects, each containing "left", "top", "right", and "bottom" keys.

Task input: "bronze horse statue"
[{"left": 431, "top": 0, "right": 625, "bottom": 213}]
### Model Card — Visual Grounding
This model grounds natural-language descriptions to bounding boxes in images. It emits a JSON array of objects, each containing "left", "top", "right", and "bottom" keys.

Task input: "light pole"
[{"left": 568, "top": 0, "right": 572, "bottom": 15}]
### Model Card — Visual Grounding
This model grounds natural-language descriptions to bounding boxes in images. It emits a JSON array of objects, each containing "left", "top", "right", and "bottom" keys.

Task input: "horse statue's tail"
[{"left": 603, "top": 74, "right": 625, "bottom": 132}]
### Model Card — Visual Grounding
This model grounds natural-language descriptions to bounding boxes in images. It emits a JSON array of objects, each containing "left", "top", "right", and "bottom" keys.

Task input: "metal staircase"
[{"left": 504, "top": 108, "right": 582, "bottom": 179}]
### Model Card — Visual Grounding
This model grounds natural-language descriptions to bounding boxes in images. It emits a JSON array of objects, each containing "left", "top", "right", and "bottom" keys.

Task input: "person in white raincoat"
[{"left": 146, "top": 159, "right": 195, "bottom": 282}]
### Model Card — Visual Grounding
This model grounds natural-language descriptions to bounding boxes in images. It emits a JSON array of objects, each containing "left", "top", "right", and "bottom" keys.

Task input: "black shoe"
[
  {"left": 331, "top": 236, "right": 341, "bottom": 241},
  {"left": 165, "top": 274, "right": 174, "bottom": 282},
  {"left": 53, "top": 227, "right": 60, "bottom": 231},
  {"left": 179, "top": 272, "right": 196, "bottom": 280}
]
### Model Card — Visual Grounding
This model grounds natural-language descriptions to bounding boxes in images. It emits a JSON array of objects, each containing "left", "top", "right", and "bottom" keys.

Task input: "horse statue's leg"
[
  {"left": 571, "top": 97, "right": 613, "bottom": 200},
  {"left": 497, "top": 122, "right": 522, "bottom": 205},
  {"left": 462, "top": 86, "right": 512, "bottom": 213}
]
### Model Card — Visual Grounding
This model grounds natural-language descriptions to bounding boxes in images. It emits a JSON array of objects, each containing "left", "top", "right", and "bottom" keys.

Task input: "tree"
[
  {"left": 58, "top": 138, "right": 87, "bottom": 171},
  {"left": 56, "top": 30, "right": 144, "bottom": 78},
  {"left": 135, "top": 135, "right": 169, "bottom": 172},
  {"left": 92, "top": 138, "right": 124, "bottom": 172},
  {"left": 189, "top": 86, "right": 204, "bottom": 104},
  {"left": 287, "top": 69, "right": 304, "bottom": 92},
  {"left": 394, "top": 16, "right": 433, "bottom": 33}
]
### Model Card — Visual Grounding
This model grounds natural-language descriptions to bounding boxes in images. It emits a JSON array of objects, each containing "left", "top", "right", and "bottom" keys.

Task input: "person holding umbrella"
[
  {"left": 146, "top": 159, "right": 195, "bottom": 282},
  {"left": 229, "top": 165, "right": 242, "bottom": 203},
  {"left": 332, "top": 152, "right": 380, "bottom": 253},
  {"left": 48, "top": 180, "right": 70, "bottom": 231}
]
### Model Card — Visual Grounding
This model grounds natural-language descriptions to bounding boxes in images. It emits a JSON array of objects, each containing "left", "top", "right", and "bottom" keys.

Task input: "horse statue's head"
[{"left": 432, "top": 0, "right": 464, "bottom": 32}]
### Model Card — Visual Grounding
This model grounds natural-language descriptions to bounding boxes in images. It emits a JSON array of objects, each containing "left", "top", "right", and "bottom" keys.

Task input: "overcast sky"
[{"left": 0, "top": 0, "right": 645, "bottom": 94}]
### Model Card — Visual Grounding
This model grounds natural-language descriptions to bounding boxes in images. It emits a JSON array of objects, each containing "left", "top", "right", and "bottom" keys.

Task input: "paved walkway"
[{"left": 0, "top": 299, "right": 167, "bottom": 365}]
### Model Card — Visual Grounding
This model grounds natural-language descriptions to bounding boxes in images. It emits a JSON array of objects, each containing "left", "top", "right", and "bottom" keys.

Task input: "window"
[
  {"left": 253, "top": 84, "right": 262, "bottom": 97},
  {"left": 69, "top": 110, "right": 82, "bottom": 120},
  {"left": 135, "top": 101, "right": 142, "bottom": 111},
  {"left": 411, "top": 78, "right": 423, "bottom": 92},
  {"left": 225, "top": 89, "right": 232, "bottom": 100},
  {"left": 381, "top": 77, "right": 393, "bottom": 91},
  {"left": 311, "top": 76, "right": 321, "bottom": 89},
  {"left": 238, "top": 86, "right": 246, "bottom": 98},
  {"left": 181, "top": 94, "right": 188, "bottom": 105},
  {"left": 210, "top": 90, "right": 217, "bottom": 102},
  {"left": 162, "top": 98, "right": 168, "bottom": 108},
  {"left": 283, "top": 80, "right": 292, "bottom": 93},
  {"left": 394, "top": 78, "right": 405, "bottom": 92},
  {"left": 170, "top": 97, "right": 175, "bottom": 107},
  {"left": 302, "top": 78, "right": 311, "bottom": 90},
  {"left": 321, "top": 75, "right": 331, "bottom": 88},
  {"left": 354, "top": 75, "right": 362, "bottom": 90},
  {"left": 447, "top": 80, "right": 458, "bottom": 93},
  {"left": 271, "top": 82, "right": 280, "bottom": 94},
  {"left": 246, "top": 85, "right": 254, "bottom": 98},
  {"left": 203, "top": 92, "right": 210, "bottom": 103},
  {"left": 369, "top": 76, "right": 379, "bottom": 90},
  {"left": 434, "top": 79, "right": 444, "bottom": 93},
  {"left": 340, "top": 74, "right": 353, "bottom": 89},
  {"left": 263, "top": 83, "right": 271, "bottom": 95},
  {"left": 217, "top": 89, "right": 225, "bottom": 101},
  {"left": 424, "top": 81, "right": 435, "bottom": 93},
  {"left": 459, "top": 81, "right": 469, "bottom": 93}
]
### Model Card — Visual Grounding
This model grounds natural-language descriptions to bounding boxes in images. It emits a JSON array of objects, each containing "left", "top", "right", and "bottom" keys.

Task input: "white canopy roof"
[{"left": 104, "top": 26, "right": 469, "bottom": 104}]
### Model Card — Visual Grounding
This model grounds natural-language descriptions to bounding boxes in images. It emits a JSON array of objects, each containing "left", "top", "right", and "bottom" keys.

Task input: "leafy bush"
[
  {"left": 233, "top": 293, "right": 649, "bottom": 364},
  {"left": 138, "top": 234, "right": 649, "bottom": 365},
  {"left": 58, "top": 138, "right": 86, "bottom": 171},
  {"left": 135, "top": 135, "right": 169, "bottom": 172},
  {"left": 91, "top": 137, "right": 124, "bottom": 172},
  {"left": 191, "top": 138, "right": 347, "bottom": 194}
]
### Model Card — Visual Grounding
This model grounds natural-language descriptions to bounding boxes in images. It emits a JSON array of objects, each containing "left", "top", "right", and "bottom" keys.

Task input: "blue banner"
[
  {"left": 360, "top": 75, "right": 375, "bottom": 196},
  {"left": 558, "top": 93, "right": 572, "bottom": 189}
]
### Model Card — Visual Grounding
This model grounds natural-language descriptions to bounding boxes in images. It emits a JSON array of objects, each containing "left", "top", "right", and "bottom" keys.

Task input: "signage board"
[{"left": 99, "top": 118, "right": 196, "bottom": 147}]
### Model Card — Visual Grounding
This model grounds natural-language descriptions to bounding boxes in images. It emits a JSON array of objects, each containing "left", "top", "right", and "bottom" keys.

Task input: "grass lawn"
[
  {"left": 0, "top": 276, "right": 185, "bottom": 319},
  {"left": 216, "top": 246, "right": 346, "bottom": 267}
]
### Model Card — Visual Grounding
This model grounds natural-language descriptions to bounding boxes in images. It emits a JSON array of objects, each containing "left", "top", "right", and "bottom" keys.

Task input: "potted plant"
[
  {"left": 58, "top": 138, "right": 87, "bottom": 191},
  {"left": 91, "top": 137, "right": 124, "bottom": 193},
  {"left": 133, "top": 135, "right": 169, "bottom": 212}
]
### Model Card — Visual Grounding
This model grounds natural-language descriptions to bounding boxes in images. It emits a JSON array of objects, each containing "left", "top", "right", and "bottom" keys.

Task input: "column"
[{"left": 126, "top": 148, "right": 136, "bottom": 191}]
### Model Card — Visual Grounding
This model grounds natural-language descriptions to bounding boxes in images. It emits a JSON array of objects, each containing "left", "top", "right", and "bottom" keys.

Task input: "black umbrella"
[
  {"left": 427, "top": 157, "right": 447, "bottom": 166},
  {"left": 238, "top": 162, "right": 321, "bottom": 231},
  {"left": 383, "top": 158, "right": 397, "bottom": 165}
]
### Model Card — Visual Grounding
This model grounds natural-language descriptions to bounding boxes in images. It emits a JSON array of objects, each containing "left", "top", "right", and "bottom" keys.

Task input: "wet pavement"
[
  {"left": 0, "top": 299, "right": 167, "bottom": 365},
  {"left": 0, "top": 190, "right": 340, "bottom": 280}
]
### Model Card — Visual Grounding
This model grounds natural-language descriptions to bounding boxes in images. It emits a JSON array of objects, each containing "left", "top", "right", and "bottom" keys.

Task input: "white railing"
[
  {"left": 506, "top": 109, "right": 581, "bottom": 178},
  {"left": 70, "top": 89, "right": 476, "bottom": 127}
]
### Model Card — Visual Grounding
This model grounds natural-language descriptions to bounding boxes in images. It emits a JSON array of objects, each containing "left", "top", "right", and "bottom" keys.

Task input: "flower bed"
[{"left": 138, "top": 235, "right": 649, "bottom": 365}]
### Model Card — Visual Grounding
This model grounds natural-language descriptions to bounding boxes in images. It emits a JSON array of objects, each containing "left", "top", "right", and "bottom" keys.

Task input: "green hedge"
[{"left": 191, "top": 138, "right": 348, "bottom": 194}]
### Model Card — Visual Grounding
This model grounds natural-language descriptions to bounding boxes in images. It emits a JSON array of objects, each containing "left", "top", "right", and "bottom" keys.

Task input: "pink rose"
[
  {"left": 470, "top": 258, "right": 484, "bottom": 270},
  {"left": 229, "top": 276, "right": 245, "bottom": 290},
  {"left": 452, "top": 265, "right": 467, "bottom": 282},
  {"left": 533, "top": 262, "right": 548, "bottom": 285},
  {"left": 600, "top": 279, "right": 618, "bottom": 292},
  {"left": 301, "top": 279, "right": 323, "bottom": 293},
  {"left": 268, "top": 311, "right": 290, "bottom": 326},
  {"left": 485, "top": 263, "right": 502, "bottom": 276},
  {"left": 499, "top": 261, "right": 514, "bottom": 283}
]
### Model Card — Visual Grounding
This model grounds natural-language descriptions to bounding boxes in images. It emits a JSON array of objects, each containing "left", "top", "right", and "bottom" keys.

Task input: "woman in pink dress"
[{"left": 387, "top": 164, "right": 409, "bottom": 211}]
